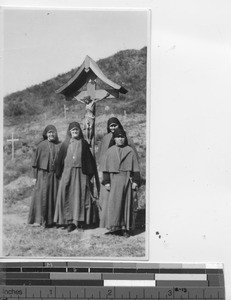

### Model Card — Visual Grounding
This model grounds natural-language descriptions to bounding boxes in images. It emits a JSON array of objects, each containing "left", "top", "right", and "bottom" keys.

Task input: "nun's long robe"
[
  {"left": 28, "top": 140, "right": 60, "bottom": 226},
  {"left": 97, "top": 133, "right": 139, "bottom": 227},
  {"left": 101, "top": 145, "right": 140, "bottom": 231},
  {"left": 54, "top": 138, "right": 97, "bottom": 226}
]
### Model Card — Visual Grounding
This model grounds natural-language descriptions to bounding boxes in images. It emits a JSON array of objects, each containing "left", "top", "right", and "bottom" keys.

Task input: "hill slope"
[
  {"left": 3, "top": 48, "right": 147, "bottom": 257},
  {"left": 4, "top": 47, "right": 147, "bottom": 121},
  {"left": 3, "top": 47, "right": 147, "bottom": 186}
]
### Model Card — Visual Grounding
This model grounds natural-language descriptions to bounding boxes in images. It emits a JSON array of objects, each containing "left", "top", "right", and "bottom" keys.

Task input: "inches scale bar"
[{"left": 0, "top": 262, "right": 225, "bottom": 300}]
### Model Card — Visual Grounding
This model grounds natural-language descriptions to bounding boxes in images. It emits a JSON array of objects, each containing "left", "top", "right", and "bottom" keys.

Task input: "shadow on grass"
[
  {"left": 130, "top": 226, "right": 145, "bottom": 237},
  {"left": 132, "top": 208, "right": 145, "bottom": 235},
  {"left": 101, "top": 208, "right": 146, "bottom": 237}
]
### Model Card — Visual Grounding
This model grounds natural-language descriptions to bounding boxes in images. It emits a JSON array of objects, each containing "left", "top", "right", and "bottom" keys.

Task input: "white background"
[{"left": 1, "top": 0, "right": 231, "bottom": 298}]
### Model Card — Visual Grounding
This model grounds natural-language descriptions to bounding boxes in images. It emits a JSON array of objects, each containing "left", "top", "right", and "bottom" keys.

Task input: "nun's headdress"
[
  {"left": 107, "top": 117, "right": 123, "bottom": 133},
  {"left": 65, "top": 121, "right": 83, "bottom": 140},
  {"left": 42, "top": 124, "right": 59, "bottom": 143},
  {"left": 109, "top": 128, "right": 128, "bottom": 147},
  {"left": 113, "top": 128, "right": 127, "bottom": 138}
]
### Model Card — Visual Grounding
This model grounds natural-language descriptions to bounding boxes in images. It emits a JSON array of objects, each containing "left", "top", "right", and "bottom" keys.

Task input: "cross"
[
  {"left": 56, "top": 55, "right": 127, "bottom": 152},
  {"left": 64, "top": 104, "right": 69, "bottom": 120},
  {"left": 7, "top": 132, "right": 19, "bottom": 160},
  {"left": 73, "top": 76, "right": 118, "bottom": 153},
  {"left": 55, "top": 55, "right": 128, "bottom": 202}
]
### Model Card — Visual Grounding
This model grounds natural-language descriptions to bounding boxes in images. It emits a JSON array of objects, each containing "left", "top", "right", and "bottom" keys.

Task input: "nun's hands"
[
  {"left": 132, "top": 182, "right": 138, "bottom": 190},
  {"left": 105, "top": 183, "right": 111, "bottom": 191}
]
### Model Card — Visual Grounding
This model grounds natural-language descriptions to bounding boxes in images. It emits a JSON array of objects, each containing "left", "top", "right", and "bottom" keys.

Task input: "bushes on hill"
[{"left": 4, "top": 47, "right": 147, "bottom": 118}]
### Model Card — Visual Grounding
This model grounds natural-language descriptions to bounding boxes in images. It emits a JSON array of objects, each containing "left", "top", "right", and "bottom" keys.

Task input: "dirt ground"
[{"left": 3, "top": 176, "right": 146, "bottom": 258}]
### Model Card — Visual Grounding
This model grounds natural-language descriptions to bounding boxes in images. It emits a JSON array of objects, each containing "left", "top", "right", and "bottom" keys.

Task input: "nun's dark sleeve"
[
  {"left": 31, "top": 147, "right": 39, "bottom": 179},
  {"left": 54, "top": 142, "right": 67, "bottom": 179},
  {"left": 32, "top": 168, "right": 38, "bottom": 179},
  {"left": 131, "top": 172, "right": 141, "bottom": 186},
  {"left": 81, "top": 140, "right": 98, "bottom": 179},
  {"left": 32, "top": 167, "right": 38, "bottom": 179},
  {"left": 102, "top": 172, "right": 110, "bottom": 185}
]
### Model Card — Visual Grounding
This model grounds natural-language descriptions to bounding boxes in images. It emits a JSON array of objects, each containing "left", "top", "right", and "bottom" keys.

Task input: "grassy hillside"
[
  {"left": 3, "top": 112, "right": 146, "bottom": 201},
  {"left": 4, "top": 47, "right": 147, "bottom": 122},
  {"left": 3, "top": 48, "right": 147, "bottom": 257},
  {"left": 3, "top": 47, "right": 147, "bottom": 185},
  {"left": 3, "top": 113, "right": 147, "bottom": 257}
]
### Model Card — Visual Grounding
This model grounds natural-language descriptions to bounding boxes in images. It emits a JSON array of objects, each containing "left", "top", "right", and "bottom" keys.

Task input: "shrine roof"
[{"left": 55, "top": 55, "right": 128, "bottom": 99}]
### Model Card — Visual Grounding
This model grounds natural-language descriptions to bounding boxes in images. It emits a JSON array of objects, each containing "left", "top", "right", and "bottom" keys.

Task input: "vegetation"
[
  {"left": 3, "top": 195, "right": 145, "bottom": 257},
  {"left": 3, "top": 47, "right": 147, "bottom": 257},
  {"left": 4, "top": 47, "right": 147, "bottom": 120}
]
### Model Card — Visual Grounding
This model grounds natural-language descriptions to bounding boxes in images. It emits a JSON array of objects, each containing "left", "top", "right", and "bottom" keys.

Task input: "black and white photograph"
[
  {"left": 2, "top": 0, "right": 231, "bottom": 298},
  {"left": 2, "top": 7, "right": 149, "bottom": 258}
]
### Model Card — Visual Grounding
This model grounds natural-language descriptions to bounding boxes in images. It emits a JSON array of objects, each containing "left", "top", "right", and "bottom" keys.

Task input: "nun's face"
[
  {"left": 114, "top": 136, "right": 125, "bottom": 147},
  {"left": 47, "top": 130, "right": 56, "bottom": 141},
  {"left": 70, "top": 127, "right": 80, "bottom": 139},
  {"left": 109, "top": 123, "right": 119, "bottom": 133}
]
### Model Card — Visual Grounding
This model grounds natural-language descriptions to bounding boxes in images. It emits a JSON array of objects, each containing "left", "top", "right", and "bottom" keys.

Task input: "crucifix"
[
  {"left": 73, "top": 77, "right": 111, "bottom": 151},
  {"left": 55, "top": 55, "right": 128, "bottom": 201},
  {"left": 7, "top": 132, "right": 19, "bottom": 160},
  {"left": 56, "top": 55, "right": 128, "bottom": 155},
  {"left": 64, "top": 104, "right": 69, "bottom": 120},
  {"left": 74, "top": 94, "right": 108, "bottom": 146}
]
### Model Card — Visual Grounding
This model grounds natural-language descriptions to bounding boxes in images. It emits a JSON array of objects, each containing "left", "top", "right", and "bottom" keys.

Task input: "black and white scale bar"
[
  {"left": 0, "top": 285, "right": 225, "bottom": 299},
  {"left": 0, "top": 272, "right": 224, "bottom": 287},
  {"left": 0, "top": 262, "right": 224, "bottom": 273},
  {"left": 0, "top": 262, "right": 225, "bottom": 299}
]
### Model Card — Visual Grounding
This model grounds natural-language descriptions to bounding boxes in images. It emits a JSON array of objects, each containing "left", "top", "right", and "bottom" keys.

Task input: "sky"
[{"left": 2, "top": 8, "right": 149, "bottom": 95}]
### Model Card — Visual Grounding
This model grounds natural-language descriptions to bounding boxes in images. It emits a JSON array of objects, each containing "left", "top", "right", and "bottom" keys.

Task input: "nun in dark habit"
[
  {"left": 101, "top": 128, "right": 140, "bottom": 237},
  {"left": 97, "top": 117, "right": 139, "bottom": 229},
  {"left": 28, "top": 124, "right": 61, "bottom": 228},
  {"left": 54, "top": 122, "right": 98, "bottom": 232},
  {"left": 97, "top": 117, "right": 139, "bottom": 168}
]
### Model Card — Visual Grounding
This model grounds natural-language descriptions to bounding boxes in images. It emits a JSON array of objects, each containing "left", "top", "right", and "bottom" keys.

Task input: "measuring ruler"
[{"left": 0, "top": 262, "right": 225, "bottom": 299}]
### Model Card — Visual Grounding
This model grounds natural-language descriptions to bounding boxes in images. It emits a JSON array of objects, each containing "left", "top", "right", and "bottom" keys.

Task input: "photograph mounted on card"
[{"left": 2, "top": 7, "right": 150, "bottom": 259}]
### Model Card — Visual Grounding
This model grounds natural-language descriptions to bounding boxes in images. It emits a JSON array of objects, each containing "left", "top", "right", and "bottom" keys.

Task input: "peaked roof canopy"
[{"left": 55, "top": 55, "right": 128, "bottom": 99}]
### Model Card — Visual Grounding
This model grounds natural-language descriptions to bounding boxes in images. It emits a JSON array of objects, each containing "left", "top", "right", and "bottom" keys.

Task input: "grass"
[
  {"left": 3, "top": 112, "right": 147, "bottom": 258},
  {"left": 3, "top": 195, "right": 145, "bottom": 258},
  {"left": 3, "top": 225, "right": 145, "bottom": 257},
  {"left": 3, "top": 180, "right": 146, "bottom": 258}
]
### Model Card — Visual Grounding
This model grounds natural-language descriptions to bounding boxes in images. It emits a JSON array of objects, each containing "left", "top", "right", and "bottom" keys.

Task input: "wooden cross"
[
  {"left": 7, "top": 132, "right": 19, "bottom": 159},
  {"left": 56, "top": 55, "right": 127, "bottom": 153},
  {"left": 55, "top": 55, "right": 128, "bottom": 203},
  {"left": 73, "top": 76, "right": 116, "bottom": 155},
  {"left": 64, "top": 104, "right": 69, "bottom": 120}
]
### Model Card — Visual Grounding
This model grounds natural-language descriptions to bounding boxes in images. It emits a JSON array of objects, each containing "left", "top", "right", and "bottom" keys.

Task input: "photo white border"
[{"left": 0, "top": 4, "right": 151, "bottom": 261}]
